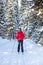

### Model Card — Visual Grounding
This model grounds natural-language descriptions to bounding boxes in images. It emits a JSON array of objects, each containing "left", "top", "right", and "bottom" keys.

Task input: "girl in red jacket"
[{"left": 16, "top": 28, "right": 25, "bottom": 53}]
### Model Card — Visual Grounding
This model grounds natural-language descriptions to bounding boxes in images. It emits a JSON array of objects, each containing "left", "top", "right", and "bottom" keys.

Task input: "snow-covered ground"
[{"left": 0, "top": 37, "right": 43, "bottom": 65}]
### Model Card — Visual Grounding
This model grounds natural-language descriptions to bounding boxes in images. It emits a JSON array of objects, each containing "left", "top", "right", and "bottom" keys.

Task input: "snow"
[
  {"left": 18, "top": 0, "right": 21, "bottom": 10},
  {"left": 0, "top": 37, "right": 43, "bottom": 65},
  {"left": 37, "top": 10, "right": 42, "bottom": 16},
  {"left": 36, "top": 26, "right": 43, "bottom": 32}
]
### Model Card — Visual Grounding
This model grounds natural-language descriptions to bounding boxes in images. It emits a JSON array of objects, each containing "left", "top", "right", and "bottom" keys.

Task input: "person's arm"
[
  {"left": 16, "top": 33, "right": 18, "bottom": 39},
  {"left": 23, "top": 32, "right": 25, "bottom": 38}
]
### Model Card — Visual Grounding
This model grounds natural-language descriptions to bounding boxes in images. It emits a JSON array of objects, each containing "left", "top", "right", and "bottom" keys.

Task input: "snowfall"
[{"left": 0, "top": 37, "right": 43, "bottom": 65}]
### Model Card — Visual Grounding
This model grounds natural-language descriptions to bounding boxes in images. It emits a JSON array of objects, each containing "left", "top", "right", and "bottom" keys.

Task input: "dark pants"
[{"left": 18, "top": 40, "right": 24, "bottom": 52}]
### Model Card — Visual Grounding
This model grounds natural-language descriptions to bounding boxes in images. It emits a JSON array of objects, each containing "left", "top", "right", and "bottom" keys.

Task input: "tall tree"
[
  {"left": 5, "top": 0, "right": 18, "bottom": 39},
  {"left": 5, "top": 0, "right": 14, "bottom": 39},
  {"left": 0, "top": 0, "right": 5, "bottom": 37}
]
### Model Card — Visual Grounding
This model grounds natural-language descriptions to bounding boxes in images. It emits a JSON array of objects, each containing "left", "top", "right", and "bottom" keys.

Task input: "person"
[{"left": 16, "top": 28, "right": 25, "bottom": 53}]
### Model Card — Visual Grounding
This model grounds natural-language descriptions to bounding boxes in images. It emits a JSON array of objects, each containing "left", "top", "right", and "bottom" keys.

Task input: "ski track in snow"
[{"left": 0, "top": 37, "right": 43, "bottom": 65}]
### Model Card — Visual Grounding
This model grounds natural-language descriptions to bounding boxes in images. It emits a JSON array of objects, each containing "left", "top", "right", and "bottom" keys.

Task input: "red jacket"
[{"left": 16, "top": 31, "right": 25, "bottom": 40}]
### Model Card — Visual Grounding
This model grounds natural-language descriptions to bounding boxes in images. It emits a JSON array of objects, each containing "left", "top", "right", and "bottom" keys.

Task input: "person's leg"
[
  {"left": 17, "top": 40, "right": 20, "bottom": 52},
  {"left": 21, "top": 40, "right": 24, "bottom": 52}
]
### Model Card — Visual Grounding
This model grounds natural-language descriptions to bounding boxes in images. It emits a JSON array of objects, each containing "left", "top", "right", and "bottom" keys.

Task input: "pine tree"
[
  {"left": 5, "top": 0, "right": 18, "bottom": 39},
  {"left": 5, "top": 0, "right": 14, "bottom": 39},
  {"left": 17, "top": 0, "right": 33, "bottom": 38},
  {"left": 0, "top": 0, "right": 5, "bottom": 38}
]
